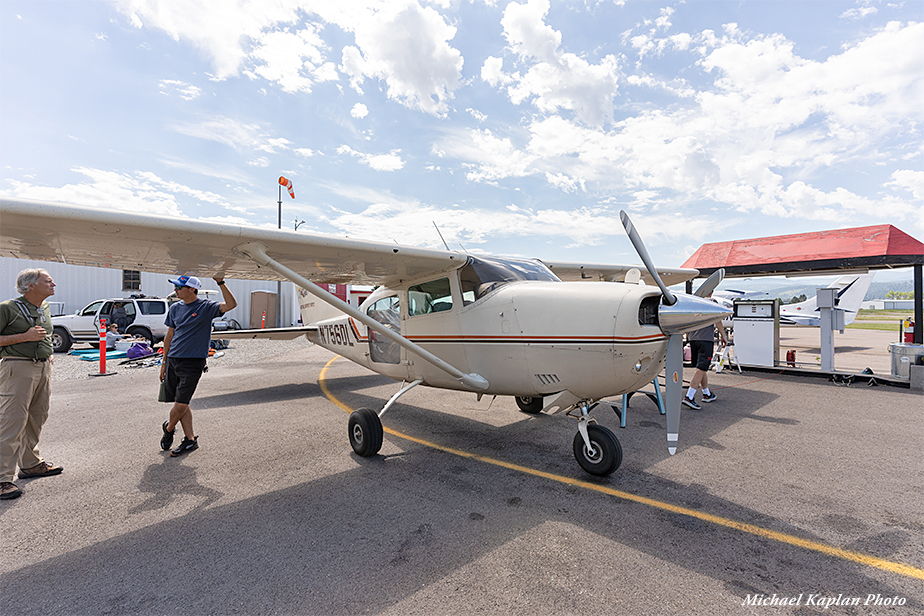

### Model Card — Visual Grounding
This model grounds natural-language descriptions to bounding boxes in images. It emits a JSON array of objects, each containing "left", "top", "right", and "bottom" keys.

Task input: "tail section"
[
  {"left": 298, "top": 285, "right": 350, "bottom": 326},
  {"left": 780, "top": 273, "right": 874, "bottom": 327}
]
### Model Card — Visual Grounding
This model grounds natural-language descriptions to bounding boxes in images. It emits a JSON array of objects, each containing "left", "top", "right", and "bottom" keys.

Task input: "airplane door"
[
  {"left": 403, "top": 276, "right": 469, "bottom": 388},
  {"left": 361, "top": 294, "right": 414, "bottom": 382},
  {"left": 366, "top": 295, "right": 402, "bottom": 365}
]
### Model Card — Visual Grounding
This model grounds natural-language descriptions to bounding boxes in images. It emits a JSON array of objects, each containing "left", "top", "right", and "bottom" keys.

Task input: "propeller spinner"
[{"left": 619, "top": 211, "right": 731, "bottom": 455}]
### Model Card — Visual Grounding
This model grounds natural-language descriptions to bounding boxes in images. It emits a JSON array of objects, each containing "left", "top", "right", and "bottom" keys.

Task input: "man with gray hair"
[{"left": 0, "top": 268, "right": 63, "bottom": 500}]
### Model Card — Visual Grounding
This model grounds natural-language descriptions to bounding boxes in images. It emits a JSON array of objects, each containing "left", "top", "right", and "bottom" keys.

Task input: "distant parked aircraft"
[{"left": 710, "top": 274, "right": 874, "bottom": 329}]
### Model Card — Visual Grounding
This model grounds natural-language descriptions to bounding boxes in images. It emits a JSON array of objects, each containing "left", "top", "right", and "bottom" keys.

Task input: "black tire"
[
  {"left": 573, "top": 425, "right": 622, "bottom": 476},
  {"left": 52, "top": 327, "right": 72, "bottom": 353},
  {"left": 348, "top": 408, "right": 383, "bottom": 457},
  {"left": 515, "top": 396, "right": 543, "bottom": 414},
  {"left": 126, "top": 327, "right": 154, "bottom": 346}
]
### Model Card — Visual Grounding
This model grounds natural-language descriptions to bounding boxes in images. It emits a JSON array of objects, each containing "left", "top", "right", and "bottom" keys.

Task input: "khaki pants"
[{"left": 0, "top": 359, "right": 51, "bottom": 482}]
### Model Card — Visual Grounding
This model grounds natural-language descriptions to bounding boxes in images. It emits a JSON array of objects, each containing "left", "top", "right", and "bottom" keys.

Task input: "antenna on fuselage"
[{"left": 433, "top": 221, "right": 451, "bottom": 251}]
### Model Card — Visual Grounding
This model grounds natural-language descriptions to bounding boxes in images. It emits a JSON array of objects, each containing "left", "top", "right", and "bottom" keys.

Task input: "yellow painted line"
[{"left": 319, "top": 357, "right": 924, "bottom": 581}]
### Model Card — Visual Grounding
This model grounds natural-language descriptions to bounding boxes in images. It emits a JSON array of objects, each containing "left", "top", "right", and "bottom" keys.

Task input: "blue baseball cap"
[{"left": 169, "top": 275, "right": 202, "bottom": 290}]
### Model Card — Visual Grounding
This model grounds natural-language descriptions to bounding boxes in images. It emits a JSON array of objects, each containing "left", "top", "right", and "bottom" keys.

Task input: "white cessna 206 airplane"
[{"left": 0, "top": 198, "right": 729, "bottom": 476}]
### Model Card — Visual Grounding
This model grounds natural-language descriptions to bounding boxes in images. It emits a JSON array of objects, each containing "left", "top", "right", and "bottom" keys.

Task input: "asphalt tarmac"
[{"left": 1, "top": 342, "right": 922, "bottom": 616}]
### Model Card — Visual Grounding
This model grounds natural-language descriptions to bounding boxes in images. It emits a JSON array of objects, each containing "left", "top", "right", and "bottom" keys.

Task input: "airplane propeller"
[
  {"left": 619, "top": 211, "right": 730, "bottom": 456},
  {"left": 694, "top": 268, "right": 725, "bottom": 298},
  {"left": 619, "top": 211, "right": 677, "bottom": 306}
]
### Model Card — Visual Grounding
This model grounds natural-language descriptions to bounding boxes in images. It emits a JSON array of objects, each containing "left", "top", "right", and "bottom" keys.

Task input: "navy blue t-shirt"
[{"left": 164, "top": 298, "right": 222, "bottom": 358}]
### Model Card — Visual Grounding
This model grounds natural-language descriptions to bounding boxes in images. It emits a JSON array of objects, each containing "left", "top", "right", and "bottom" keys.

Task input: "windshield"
[{"left": 459, "top": 256, "right": 559, "bottom": 303}]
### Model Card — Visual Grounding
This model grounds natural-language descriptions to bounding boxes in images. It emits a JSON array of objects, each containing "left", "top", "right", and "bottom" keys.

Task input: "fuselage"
[{"left": 306, "top": 256, "right": 669, "bottom": 401}]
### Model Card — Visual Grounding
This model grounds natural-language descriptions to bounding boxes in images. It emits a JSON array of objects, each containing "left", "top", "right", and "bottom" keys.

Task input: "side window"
[
  {"left": 408, "top": 278, "right": 453, "bottom": 316},
  {"left": 80, "top": 301, "right": 104, "bottom": 316},
  {"left": 138, "top": 301, "right": 166, "bottom": 315},
  {"left": 367, "top": 296, "right": 401, "bottom": 365}
]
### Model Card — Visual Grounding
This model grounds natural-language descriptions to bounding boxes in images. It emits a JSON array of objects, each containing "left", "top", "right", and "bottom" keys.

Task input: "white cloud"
[
  {"left": 337, "top": 145, "right": 405, "bottom": 171},
  {"left": 351, "top": 103, "right": 369, "bottom": 118},
  {"left": 116, "top": 1, "right": 464, "bottom": 115},
  {"left": 171, "top": 116, "right": 291, "bottom": 155},
  {"left": 840, "top": 2, "right": 878, "bottom": 21},
  {"left": 338, "top": 2, "right": 464, "bottom": 115},
  {"left": 481, "top": 56, "right": 512, "bottom": 86},
  {"left": 487, "top": 0, "right": 621, "bottom": 127},
  {"left": 242, "top": 25, "right": 337, "bottom": 93},
  {"left": 654, "top": 6, "right": 674, "bottom": 31},
  {"left": 158, "top": 79, "right": 202, "bottom": 100},
  {"left": 444, "top": 128, "right": 538, "bottom": 183},
  {"left": 1, "top": 167, "right": 232, "bottom": 217},
  {"left": 452, "top": 19, "right": 924, "bottom": 230},
  {"left": 247, "top": 156, "right": 271, "bottom": 167},
  {"left": 467, "top": 108, "right": 487, "bottom": 122},
  {"left": 113, "top": 0, "right": 297, "bottom": 79},
  {"left": 318, "top": 188, "right": 712, "bottom": 251},
  {"left": 887, "top": 169, "right": 924, "bottom": 200}
]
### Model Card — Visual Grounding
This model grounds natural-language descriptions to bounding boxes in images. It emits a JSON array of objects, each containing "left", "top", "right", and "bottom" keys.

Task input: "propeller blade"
[
  {"left": 695, "top": 268, "right": 725, "bottom": 298},
  {"left": 619, "top": 210, "right": 676, "bottom": 306},
  {"left": 664, "top": 333, "right": 684, "bottom": 455}
]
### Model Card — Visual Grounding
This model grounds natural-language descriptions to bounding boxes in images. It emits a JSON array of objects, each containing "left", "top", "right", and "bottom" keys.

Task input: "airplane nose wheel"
[
  {"left": 348, "top": 408, "right": 383, "bottom": 457},
  {"left": 573, "top": 425, "right": 622, "bottom": 476}
]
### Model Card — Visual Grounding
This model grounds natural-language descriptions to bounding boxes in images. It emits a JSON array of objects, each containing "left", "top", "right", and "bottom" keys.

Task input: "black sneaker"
[
  {"left": 682, "top": 397, "right": 701, "bottom": 410},
  {"left": 702, "top": 391, "right": 717, "bottom": 403},
  {"left": 160, "top": 421, "right": 175, "bottom": 451},
  {"left": 170, "top": 436, "right": 198, "bottom": 457}
]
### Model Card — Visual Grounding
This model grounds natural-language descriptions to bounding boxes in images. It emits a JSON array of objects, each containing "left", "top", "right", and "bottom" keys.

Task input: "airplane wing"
[
  {"left": 3, "top": 198, "right": 699, "bottom": 289},
  {"left": 540, "top": 260, "right": 699, "bottom": 287},
  {"left": 0, "top": 198, "right": 463, "bottom": 286}
]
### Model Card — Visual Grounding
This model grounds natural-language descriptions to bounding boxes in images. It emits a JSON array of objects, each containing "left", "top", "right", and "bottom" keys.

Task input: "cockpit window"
[
  {"left": 459, "top": 256, "right": 560, "bottom": 303},
  {"left": 408, "top": 278, "right": 453, "bottom": 316}
]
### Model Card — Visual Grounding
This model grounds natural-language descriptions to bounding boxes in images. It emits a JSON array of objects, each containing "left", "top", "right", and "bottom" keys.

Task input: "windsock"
[{"left": 278, "top": 176, "right": 295, "bottom": 199}]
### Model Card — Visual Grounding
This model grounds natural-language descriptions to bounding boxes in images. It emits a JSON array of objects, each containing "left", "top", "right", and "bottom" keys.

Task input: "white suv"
[{"left": 51, "top": 297, "right": 169, "bottom": 353}]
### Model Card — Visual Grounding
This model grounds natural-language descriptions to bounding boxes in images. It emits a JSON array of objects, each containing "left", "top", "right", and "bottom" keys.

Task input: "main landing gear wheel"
[
  {"left": 515, "top": 396, "right": 543, "bottom": 414},
  {"left": 573, "top": 425, "right": 623, "bottom": 476},
  {"left": 348, "top": 408, "right": 383, "bottom": 457}
]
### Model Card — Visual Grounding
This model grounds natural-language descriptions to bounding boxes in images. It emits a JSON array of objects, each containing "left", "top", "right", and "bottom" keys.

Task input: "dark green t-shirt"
[{"left": 0, "top": 297, "right": 53, "bottom": 359}]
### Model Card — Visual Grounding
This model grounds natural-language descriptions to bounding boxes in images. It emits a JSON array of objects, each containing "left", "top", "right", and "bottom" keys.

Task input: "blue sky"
[{"left": 2, "top": 0, "right": 922, "bottom": 273}]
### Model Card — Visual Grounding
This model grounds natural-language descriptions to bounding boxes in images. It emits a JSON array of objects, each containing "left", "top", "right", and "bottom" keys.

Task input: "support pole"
[
  {"left": 915, "top": 263, "right": 922, "bottom": 345},
  {"left": 277, "top": 184, "right": 282, "bottom": 328}
]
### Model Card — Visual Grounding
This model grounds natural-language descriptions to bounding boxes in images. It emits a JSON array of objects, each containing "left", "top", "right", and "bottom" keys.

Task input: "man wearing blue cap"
[{"left": 159, "top": 275, "right": 237, "bottom": 456}]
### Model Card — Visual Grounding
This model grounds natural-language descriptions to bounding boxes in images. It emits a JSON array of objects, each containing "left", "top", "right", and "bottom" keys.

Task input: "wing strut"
[{"left": 236, "top": 241, "right": 489, "bottom": 392}]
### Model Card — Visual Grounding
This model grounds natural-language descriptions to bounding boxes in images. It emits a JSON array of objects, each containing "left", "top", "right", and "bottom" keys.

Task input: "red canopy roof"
[{"left": 682, "top": 224, "right": 924, "bottom": 277}]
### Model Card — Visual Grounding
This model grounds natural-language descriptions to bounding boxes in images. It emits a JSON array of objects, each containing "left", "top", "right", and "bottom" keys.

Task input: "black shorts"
[
  {"left": 689, "top": 340, "right": 714, "bottom": 371},
  {"left": 163, "top": 357, "right": 207, "bottom": 405}
]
